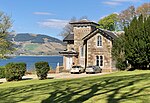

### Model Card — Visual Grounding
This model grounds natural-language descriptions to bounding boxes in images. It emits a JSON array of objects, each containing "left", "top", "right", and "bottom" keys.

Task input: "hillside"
[{"left": 7, "top": 33, "right": 66, "bottom": 55}]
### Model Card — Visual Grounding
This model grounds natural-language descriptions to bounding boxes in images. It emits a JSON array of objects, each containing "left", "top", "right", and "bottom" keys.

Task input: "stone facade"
[
  {"left": 60, "top": 20, "right": 116, "bottom": 72},
  {"left": 87, "top": 33, "right": 113, "bottom": 72}
]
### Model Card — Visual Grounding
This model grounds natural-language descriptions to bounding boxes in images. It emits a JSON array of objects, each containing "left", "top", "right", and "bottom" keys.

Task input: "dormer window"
[{"left": 97, "top": 35, "right": 102, "bottom": 47}]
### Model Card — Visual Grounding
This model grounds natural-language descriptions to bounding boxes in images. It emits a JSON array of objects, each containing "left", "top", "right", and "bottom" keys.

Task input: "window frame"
[
  {"left": 97, "top": 35, "right": 102, "bottom": 47},
  {"left": 96, "top": 55, "right": 104, "bottom": 67}
]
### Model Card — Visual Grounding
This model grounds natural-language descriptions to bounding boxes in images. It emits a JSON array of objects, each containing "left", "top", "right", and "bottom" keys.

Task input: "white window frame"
[
  {"left": 97, "top": 35, "right": 102, "bottom": 47},
  {"left": 96, "top": 55, "right": 104, "bottom": 67}
]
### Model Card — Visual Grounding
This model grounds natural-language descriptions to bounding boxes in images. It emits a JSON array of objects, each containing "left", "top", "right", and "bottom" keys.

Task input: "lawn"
[{"left": 0, "top": 70, "right": 150, "bottom": 103}]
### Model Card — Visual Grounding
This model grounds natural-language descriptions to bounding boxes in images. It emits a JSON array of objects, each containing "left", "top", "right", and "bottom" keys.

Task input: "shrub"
[
  {"left": 116, "top": 58, "right": 127, "bottom": 70},
  {"left": 35, "top": 61, "right": 50, "bottom": 80},
  {"left": 5, "top": 62, "right": 26, "bottom": 81},
  {"left": 0, "top": 66, "right": 5, "bottom": 78}
]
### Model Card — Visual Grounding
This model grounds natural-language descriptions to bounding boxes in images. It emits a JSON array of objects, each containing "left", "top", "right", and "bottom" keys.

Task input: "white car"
[
  {"left": 85, "top": 66, "right": 102, "bottom": 74},
  {"left": 70, "top": 66, "right": 84, "bottom": 74}
]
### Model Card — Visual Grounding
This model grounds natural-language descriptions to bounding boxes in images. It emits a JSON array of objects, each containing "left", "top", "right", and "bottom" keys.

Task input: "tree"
[
  {"left": 112, "top": 15, "right": 150, "bottom": 70},
  {"left": 0, "top": 11, "right": 14, "bottom": 58},
  {"left": 59, "top": 16, "right": 88, "bottom": 38},
  {"left": 112, "top": 34, "right": 127, "bottom": 70},
  {"left": 125, "top": 15, "right": 150, "bottom": 69},
  {"left": 118, "top": 6, "right": 136, "bottom": 30},
  {"left": 59, "top": 17, "right": 77, "bottom": 38},
  {"left": 136, "top": 3, "right": 150, "bottom": 17},
  {"left": 98, "top": 13, "right": 119, "bottom": 31}
]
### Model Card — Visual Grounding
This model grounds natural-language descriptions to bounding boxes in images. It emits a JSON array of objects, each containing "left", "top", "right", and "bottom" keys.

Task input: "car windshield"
[
  {"left": 72, "top": 66, "right": 81, "bottom": 68},
  {"left": 87, "top": 66, "right": 93, "bottom": 68}
]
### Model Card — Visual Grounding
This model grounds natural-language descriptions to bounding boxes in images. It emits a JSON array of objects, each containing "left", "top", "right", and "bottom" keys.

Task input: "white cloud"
[
  {"left": 100, "top": 15, "right": 108, "bottom": 19},
  {"left": 103, "top": 1, "right": 121, "bottom": 6},
  {"left": 99, "top": 12, "right": 119, "bottom": 20},
  {"left": 33, "top": 12, "right": 55, "bottom": 15},
  {"left": 103, "top": 0, "right": 141, "bottom": 6},
  {"left": 37, "top": 19, "right": 69, "bottom": 28}
]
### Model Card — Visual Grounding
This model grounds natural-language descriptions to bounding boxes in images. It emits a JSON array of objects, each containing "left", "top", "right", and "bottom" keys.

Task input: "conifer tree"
[
  {"left": 112, "top": 15, "right": 150, "bottom": 70},
  {"left": 124, "top": 15, "right": 150, "bottom": 69}
]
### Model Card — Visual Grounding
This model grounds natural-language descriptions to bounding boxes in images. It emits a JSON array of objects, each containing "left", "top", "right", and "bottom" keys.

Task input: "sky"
[{"left": 0, "top": 0, "right": 149, "bottom": 40}]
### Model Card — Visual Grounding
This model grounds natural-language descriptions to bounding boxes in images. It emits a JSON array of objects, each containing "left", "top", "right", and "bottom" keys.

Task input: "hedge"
[
  {"left": 5, "top": 62, "right": 26, "bottom": 81},
  {"left": 0, "top": 67, "right": 5, "bottom": 78},
  {"left": 35, "top": 61, "right": 50, "bottom": 80}
]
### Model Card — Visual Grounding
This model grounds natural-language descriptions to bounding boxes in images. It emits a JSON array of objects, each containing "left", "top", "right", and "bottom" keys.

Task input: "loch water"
[{"left": 0, "top": 56, "right": 63, "bottom": 71}]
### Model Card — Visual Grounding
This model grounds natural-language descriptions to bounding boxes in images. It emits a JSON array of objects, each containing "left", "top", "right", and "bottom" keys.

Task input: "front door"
[{"left": 66, "top": 56, "right": 73, "bottom": 70}]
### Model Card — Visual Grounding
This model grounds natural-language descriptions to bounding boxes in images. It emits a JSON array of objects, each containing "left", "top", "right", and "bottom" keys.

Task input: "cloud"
[
  {"left": 99, "top": 12, "right": 119, "bottom": 20},
  {"left": 103, "top": 1, "right": 121, "bottom": 6},
  {"left": 37, "top": 19, "right": 69, "bottom": 29},
  {"left": 103, "top": 0, "right": 141, "bottom": 6},
  {"left": 33, "top": 12, "right": 55, "bottom": 15},
  {"left": 100, "top": 15, "right": 108, "bottom": 19}
]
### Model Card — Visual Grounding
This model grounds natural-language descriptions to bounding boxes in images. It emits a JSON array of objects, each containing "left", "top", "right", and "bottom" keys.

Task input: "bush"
[
  {"left": 5, "top": 62, "right": 26, "bottom": 81},
  {"left": 0, "top": 66, "right": 5, "bottom": 78},
  {"left": 116, "top": 58, "right": 127, "bottom": 70},
  {"left": 35, "top": 61, "right": 50, "bottom": 80}
]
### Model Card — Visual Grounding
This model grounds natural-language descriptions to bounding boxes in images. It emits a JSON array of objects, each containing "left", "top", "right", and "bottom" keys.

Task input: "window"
[
  {"left": 100, "top": 56, "right": 103, "bottom": 66},
  {"left": 97, "top": 35, "right": 102, "bottom": 47},
  {"left": 81, "top": 46, "right": 84, "bottom": 57},
  {"left": 96, "top": 56, "right": 103, "bottom": 67},
  {"left": 96, "top": 56, "right": 99, "bottom": 66}
]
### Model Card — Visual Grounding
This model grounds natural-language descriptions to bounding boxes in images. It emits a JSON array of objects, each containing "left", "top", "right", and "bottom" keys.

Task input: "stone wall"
[
  {"left": 87, "top": 33, "right": 113, "bottom": 71},
  {"left": 67, "top": 44, "right": 74, "bottom": 51},
  {"left": 73, "top": 25, "right": 92, "bottom": 65},
  {"left": 64, "top": 22, "right": 114, "bottom": 72}
]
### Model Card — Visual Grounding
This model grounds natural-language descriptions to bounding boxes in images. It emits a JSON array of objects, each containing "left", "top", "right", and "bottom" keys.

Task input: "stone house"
[{"left": 60, "top": 19, "right": 117, "bottom": 72}]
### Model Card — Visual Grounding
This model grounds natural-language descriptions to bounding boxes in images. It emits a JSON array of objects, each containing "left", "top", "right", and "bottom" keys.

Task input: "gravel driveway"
[{"left": 0, "top": 72, "right": 111, "bottom": 83}]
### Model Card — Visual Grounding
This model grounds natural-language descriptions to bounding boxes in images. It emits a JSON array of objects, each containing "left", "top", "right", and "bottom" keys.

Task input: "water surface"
[{"left": 0, "top": 56, "right": 63, "bottom": 71}]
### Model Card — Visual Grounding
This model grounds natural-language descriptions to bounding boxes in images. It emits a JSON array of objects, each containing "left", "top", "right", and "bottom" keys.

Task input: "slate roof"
[
  {"left": 103, "top": 29, "right": 117, "bottom": 39},
  {"left": 70, "top": 19, "right": 99, "bottom": 26},
  {"left": 63, "top": 33, "right": 74, "bottom": 42},
  {"left": 82, "top": 28, "right": 117, "bottom": 41}
]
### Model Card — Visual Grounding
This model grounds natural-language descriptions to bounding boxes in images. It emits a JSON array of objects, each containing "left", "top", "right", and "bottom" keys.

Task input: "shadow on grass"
[
  {"left": 41, "top": 73, "right": 150, "bottom": 103},
  {"left": 0, "top": 72, "right": 150, "bottom": 103}
]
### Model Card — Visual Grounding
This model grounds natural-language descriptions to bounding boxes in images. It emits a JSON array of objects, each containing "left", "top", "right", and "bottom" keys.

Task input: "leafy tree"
[
  {"left": 0, "top": 11, "right": 14, "bottom": 58},
  {"left": 59, "top": 16, "right": 88, "bottom": 38},
  {"left": 118, "top": 6, "right": 136, "bottom": 30},
  {"left": 136, "top": 3, "right": 150, "bottom": 17},
  {"left": 59, "top": 17, "right": 77, "bottom": 38},
  {"left": 98, "top": 13, "right": 118, "bottom": 31}
]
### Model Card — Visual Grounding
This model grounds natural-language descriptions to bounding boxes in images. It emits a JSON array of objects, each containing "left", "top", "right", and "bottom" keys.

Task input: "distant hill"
[{"left": 7, "top": 33, "right": 66, "bottom": 55}]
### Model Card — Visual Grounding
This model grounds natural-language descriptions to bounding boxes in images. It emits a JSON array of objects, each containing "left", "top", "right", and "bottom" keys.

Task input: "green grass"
[
  {"left": 1, "top": 70, "right": 150, "bottom": 103},
  {"left": 24, "top": 44, "right": 39, "bottom": 51}
]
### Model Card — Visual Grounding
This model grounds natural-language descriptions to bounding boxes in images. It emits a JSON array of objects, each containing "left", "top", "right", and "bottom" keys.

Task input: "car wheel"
[{"left": 86, "top": 72, "right": 88, "bottom": 74}]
